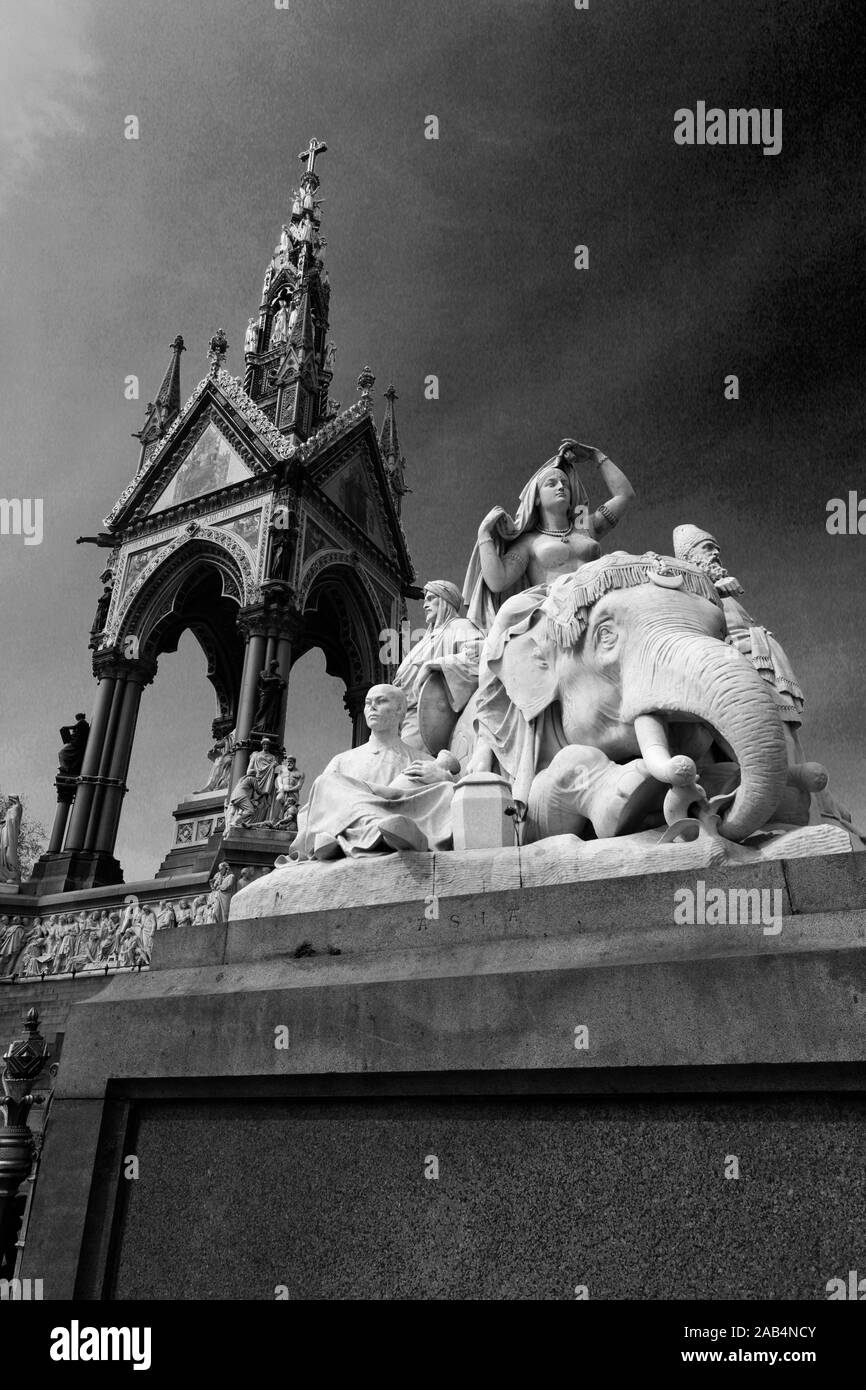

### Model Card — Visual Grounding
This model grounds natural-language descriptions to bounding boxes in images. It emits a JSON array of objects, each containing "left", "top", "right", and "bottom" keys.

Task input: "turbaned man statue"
[{"left": 393, "top": 580, "right": 482, "bottom": 755}]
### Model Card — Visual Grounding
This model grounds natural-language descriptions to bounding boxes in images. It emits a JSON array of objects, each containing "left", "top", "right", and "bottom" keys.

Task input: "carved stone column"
[
  {"left": 61, "top": 666, "right": 118, "bottom": 851},
  {"left": 46, "top": 781, "right": 76, "bottom": 855},
  {"left": 228, "top": 618, "right": 269, "bottom": 792},
  {"left": 83, "top": 673, "right": 130, "bottom": 849},
  {"left": 229, "top": 595, "right": 301, "bottom": 791},
  {"left": 91, "top": 656, "right": 157, "bottom": 857}
]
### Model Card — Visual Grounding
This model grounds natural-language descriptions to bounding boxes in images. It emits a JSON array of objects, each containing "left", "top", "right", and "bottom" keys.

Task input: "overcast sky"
[{"left": 0, "top": 0, "right": 863, "bottom": 880}]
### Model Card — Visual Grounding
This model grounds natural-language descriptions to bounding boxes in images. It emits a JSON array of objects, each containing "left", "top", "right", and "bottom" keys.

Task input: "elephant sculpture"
[{"left": 447, "top": 551, "right": 826, "bottom": 846}]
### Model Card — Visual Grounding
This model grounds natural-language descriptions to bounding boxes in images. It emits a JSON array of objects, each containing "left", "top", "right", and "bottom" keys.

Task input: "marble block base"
[
  {"left": 451, "top": 773, "right": 516, "bottom": 851},
  {"left": 227, "top": 820, "right": 854, "bottom": 921}
]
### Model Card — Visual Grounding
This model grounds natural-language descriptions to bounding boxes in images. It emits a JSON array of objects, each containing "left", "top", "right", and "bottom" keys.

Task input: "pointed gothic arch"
[
  {"left": 116, "top": 536, "right": 247, "bottom": 728},
  {"left": 295, "top": 559, "right": 386, "bottom": 741}
]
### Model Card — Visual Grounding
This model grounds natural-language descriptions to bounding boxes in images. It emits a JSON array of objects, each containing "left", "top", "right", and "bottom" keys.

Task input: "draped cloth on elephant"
[
  {"left": 721, "top": 594, "right": 804, "bottom": 723},
  {"left": 474, "top": 553, "right": 723, "bottom": 809},
  {"left": 293, "top": 743, "right": 455, "bottom": 858}
]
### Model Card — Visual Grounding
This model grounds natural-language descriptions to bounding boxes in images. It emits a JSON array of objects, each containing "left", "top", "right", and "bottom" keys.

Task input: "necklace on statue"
[{"left": 539, "top": 522, "right": 573, "bottom": 544}]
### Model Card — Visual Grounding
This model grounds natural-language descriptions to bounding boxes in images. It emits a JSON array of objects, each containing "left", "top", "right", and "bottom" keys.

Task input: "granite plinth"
[
  {"left": 18, "top": 846, "right": 866, "bottom": 1300},
  {"left": 110, "top": 1094, "right": 866, "bottom": 1300}
]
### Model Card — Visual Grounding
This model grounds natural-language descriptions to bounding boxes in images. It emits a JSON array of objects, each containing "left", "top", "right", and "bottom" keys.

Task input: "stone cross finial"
[{"left": 299, "top": 138, "right": 328, "bottom": 176}]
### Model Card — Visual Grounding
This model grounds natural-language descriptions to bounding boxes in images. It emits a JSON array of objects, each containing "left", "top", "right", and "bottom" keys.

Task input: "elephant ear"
[{"left": 499, "top": 628, "right": 558, "bottom": 720}]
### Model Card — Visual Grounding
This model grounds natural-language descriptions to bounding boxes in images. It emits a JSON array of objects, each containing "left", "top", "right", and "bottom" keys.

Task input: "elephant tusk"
[{"left": 634, "top": 714, "right": 697, "bottom": 786}]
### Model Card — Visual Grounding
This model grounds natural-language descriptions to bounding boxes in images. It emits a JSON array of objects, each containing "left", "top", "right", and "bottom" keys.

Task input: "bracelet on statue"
[
  {"left": 478, "top": 535, "right": 497, "bottom": 547},
  {"left": 595, "top": 453, "right": 611, "bottom": 468},
  {"left": 596, "top": 501, "right": 618, "bottom": 528}
]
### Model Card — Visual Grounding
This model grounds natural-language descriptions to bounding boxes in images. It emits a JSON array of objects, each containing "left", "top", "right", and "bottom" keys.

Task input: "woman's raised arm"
[{"left": 476, "top": 507, "right": 530, "bottom": 593}]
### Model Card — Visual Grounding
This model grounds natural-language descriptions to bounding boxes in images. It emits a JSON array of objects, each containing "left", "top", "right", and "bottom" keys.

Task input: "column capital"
[
  {"left": 121, "top": 655, "right": 158, "bottom": 687},
  {"left": 53, "top": 775, "right": 79, "bottom": 806},
  {"left": 237, "top": 597, "right": 303, "bottom": 643},
  {"left": 92, "top": 647, "right": 158, "bottom": 685}
]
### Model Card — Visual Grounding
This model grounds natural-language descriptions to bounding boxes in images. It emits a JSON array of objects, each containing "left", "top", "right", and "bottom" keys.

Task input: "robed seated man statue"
[{"left": 292, "top": 685, "right": 457, "bottom": 860}]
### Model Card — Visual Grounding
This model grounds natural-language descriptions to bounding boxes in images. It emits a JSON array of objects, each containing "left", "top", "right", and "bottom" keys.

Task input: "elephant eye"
[{"left": 595, "top": 624, "right": 616, "bottom": 648}]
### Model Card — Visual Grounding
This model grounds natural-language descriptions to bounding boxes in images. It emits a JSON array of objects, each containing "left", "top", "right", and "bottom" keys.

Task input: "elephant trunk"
[{"left": 622, "top": 631, "right": 789, "bottom": 842}]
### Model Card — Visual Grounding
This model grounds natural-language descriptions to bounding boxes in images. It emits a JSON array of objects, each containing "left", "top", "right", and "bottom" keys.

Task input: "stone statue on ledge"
[
  {"left": 292, "top": 685, "right": 456, "bottom": 860},
  {"left": 196, "top": 728, "right": 236, "bottom": 794},
  {"left": 89, "top": 583, "right": 112, "bottom": 643},
  {"left": 252, "top": 661, "right": 287, "bottom": 734},
  {"left": 270, "top": 297, "right": 290, "bottom": 347},
  {"left": 225, "top": 738, "right": 279, "bottom": 831},
  {"left": 57, "top": 713, "right": 90, "bottom": 778},
  {"left": 270, "top": 755, "right": 305, "bottom": 826},
  {"left": 0, "top": 797, "right": 22, "bottom": 884},
  {"left": 267, "top": 525, "right": 295, "bottom": 584},
  {"left": 207, "top": 861, "right": 236, "bottom": 923}
]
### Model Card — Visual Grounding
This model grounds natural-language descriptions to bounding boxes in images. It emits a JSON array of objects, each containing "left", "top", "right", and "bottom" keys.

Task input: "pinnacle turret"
[
  {"left": 378, "top": 384, "right": 409, "bottom": 512},
  {"left": 242, "top": 137, "right": 333, "bottom": 444},
  {"left": 132, "top": 335, "right": 185, "bottom": 460}
]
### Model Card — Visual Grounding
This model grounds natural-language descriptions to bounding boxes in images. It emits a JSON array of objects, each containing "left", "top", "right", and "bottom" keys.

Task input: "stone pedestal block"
[
  {"left": 451, "top": 773, "right": 515, "bottom": 850},
  {"left": 28, "top": 849, "right": 124, "bottom": 896}
]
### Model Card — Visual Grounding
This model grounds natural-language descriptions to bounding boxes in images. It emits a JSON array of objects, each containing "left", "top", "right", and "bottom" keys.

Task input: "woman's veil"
[{"left": 462, "top": 447, "right": 590, "bottom": 631}]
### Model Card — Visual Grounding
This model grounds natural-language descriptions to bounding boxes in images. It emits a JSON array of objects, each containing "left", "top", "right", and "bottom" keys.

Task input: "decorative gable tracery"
[{"left": 102, "top": 525, "right": 259, "bottom": 653}]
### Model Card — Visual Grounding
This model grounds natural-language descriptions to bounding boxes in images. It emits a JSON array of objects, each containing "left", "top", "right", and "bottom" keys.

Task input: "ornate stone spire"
[
  {"left": 378, "top": 384, "right": 409, "bottom": 513},
  {"left": 132, "top": 334, "right": 185, "bottom": 457},
  {"left": 243, "top": 137, "right": 332, "bottom": 444}
]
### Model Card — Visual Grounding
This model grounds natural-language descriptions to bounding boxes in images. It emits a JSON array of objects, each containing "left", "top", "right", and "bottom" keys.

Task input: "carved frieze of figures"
[
  {"left": 0, "top": 895, "right": 175, "bottom": 977},
  {"left": 0, "top": 866, "right": 289, "bottom": 975}
]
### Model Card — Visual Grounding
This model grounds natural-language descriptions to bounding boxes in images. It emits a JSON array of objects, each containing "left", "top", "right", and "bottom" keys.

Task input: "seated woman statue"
[{"left": 463, "top": 439, "right": 635, "bottom": 804}]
